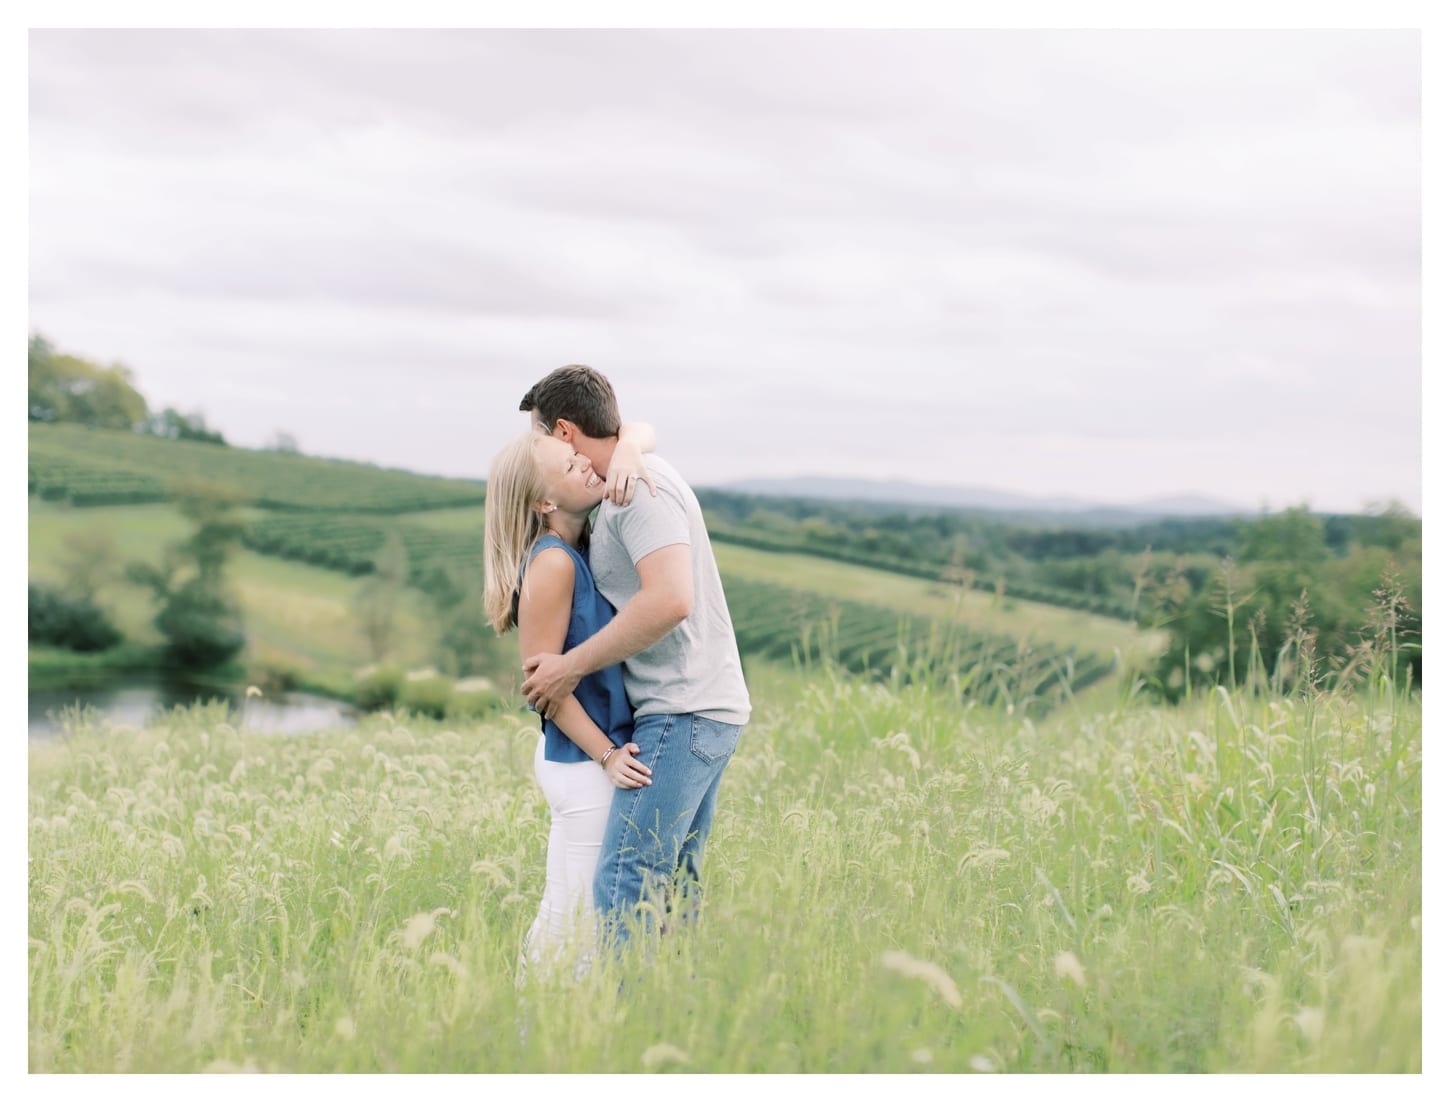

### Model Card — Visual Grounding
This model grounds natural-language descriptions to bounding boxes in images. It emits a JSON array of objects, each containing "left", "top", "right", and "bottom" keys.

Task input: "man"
[{"left": 519, "top": 364, "right": 750, "bottom": 944}]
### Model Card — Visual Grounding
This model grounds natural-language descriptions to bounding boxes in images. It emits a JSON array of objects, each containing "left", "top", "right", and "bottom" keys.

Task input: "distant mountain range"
[{"left": 712, "top": 476, "right": 1253, "bottom": 523}]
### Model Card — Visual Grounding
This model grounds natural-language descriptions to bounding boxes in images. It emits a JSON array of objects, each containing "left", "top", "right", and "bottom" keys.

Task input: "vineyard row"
[{"left": 242, "top": 512, "right": 1118, "bottom": 713}]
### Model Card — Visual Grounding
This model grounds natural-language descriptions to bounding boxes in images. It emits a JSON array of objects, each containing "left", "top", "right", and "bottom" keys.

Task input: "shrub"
[
  {"left": 153, "top": 579, "right": 246, "bottom": 669},
  {"left": 246, "top": 660, "right": 299, "bottom": 696},
  {"left": 353, "top": 664, "right": 404, "bottom": 711},
  {"left": 448, "top": 678, "right": 501, "bottom": 718},
  {"left": 399, "top": 675, "right": 453, "bottom": 719},
  {"left": 28, "top": 582, "right": 121, "bottom": 652}
]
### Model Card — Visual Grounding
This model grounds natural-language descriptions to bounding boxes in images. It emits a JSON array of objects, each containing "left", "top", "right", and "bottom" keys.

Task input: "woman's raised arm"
[{"left": 605, "top": 422, "right": 659, "bottom": 506}]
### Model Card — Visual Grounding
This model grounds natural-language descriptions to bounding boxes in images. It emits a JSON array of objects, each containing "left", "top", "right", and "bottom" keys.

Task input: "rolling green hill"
[
  {"left": 28, "top": 502, "right": 440, "bottom": 693},
  {"left": 28, "top": 426, "right": 1173, "bottom": 710},
  {"left": 28, "top": 422, "right": 486, "bottom": 513}
]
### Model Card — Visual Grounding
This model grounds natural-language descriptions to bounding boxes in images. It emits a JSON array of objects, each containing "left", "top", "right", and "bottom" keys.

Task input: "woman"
[{"left": 482, "top": 427, "right": 655, "bottom": 973}]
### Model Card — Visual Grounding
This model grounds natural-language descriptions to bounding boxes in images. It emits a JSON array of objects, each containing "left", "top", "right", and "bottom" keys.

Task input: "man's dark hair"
[{"left": 519, "top": 364, "right": 622, "bottom": 439}]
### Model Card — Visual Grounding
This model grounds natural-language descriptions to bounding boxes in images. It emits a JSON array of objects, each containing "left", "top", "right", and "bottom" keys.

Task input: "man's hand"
[{"left": 521, "top": 650, "right": 583, "bottom": 720}]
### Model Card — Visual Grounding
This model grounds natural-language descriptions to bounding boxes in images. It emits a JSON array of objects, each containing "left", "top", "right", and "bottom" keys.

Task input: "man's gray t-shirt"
[{"left": 589, "top": 455, "right": 751, "bottom": 724}]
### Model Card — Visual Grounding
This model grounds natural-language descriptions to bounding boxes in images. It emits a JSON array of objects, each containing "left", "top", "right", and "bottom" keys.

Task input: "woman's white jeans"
[{"left": 519, "top": 734, "right": 614, "bottom": 978}]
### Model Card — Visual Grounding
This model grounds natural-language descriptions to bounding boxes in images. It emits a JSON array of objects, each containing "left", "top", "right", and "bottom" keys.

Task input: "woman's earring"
[{"left": 542, "top": 503, "right": 557, "bottom": 513}]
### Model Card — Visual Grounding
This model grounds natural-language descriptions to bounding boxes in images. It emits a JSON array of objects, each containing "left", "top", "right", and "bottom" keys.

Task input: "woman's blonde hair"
[{"left": 483, "top": 431, "right": 552, "bottom": 635}]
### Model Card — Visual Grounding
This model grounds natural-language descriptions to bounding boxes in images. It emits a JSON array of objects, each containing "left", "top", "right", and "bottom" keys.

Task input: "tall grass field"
[{"left": 28, "top": 651, "right": 1420, "bottom": 1073}]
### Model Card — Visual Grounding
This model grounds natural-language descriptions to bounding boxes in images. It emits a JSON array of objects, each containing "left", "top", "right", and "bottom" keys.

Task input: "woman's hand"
[
  {"left": 606, "top": 427, "right": 658, "bottom": 506},
  {"left": 603, "top": 742, "right": 653, "bottom": 789}
]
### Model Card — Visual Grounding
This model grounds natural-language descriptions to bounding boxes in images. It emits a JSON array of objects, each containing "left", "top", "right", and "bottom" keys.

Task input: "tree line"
[
  {"left": 29, "top": 334, "right": 228, "bottom": 444},
  {"left": 30, "top": 333, "right": 1420, "bottom": 705},
  {"left": 697, "top": 490, "right": 1421, "bottom": 698},
  {"left": 1137, "top": 506, "right": 1420, "bottom": 699}
]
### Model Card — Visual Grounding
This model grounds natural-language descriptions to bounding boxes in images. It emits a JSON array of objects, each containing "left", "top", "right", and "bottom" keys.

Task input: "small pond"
[{"left": 29, "top": 677, "right": 358, "bottom": 740}]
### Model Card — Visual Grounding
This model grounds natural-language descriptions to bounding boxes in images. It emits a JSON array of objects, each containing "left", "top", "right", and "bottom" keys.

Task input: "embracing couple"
[{"left": 482, "top": 364, "right": 750, "bottom": 973}]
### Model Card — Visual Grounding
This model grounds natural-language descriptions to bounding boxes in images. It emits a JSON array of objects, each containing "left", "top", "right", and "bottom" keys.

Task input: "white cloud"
[{"left": 28, "top": 27, "right": 1422, "bottom": 513}]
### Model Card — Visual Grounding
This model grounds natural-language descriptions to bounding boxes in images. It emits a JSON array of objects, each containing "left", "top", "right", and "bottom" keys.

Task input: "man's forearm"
[{"left": 568, "top": 587, "right": 688, "bottom": 677}]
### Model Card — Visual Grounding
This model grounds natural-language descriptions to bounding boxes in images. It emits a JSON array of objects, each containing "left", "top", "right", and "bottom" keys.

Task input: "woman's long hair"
[{"left": 483, "top": 431, "right": 551, "bottom": 635}]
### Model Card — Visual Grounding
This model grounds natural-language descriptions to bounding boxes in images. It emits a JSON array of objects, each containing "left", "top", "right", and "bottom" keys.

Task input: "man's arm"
[{"left": 521, "top": 543, "right": 692, "bottom": 718}]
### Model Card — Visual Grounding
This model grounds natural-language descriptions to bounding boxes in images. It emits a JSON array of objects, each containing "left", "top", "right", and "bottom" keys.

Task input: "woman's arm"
[
  {"left": 606, "top": 422, "right": 659, "bottom": 506},
  {"left": 518, "top": 548, "right": 652, "bottom": 789}
]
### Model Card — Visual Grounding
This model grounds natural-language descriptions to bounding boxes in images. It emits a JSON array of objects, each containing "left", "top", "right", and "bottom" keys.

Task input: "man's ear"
[{"left": 552, "top": 419, "right": 577, "bottom": 443}]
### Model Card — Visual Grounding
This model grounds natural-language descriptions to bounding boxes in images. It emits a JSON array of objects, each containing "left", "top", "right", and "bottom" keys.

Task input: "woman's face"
[{"left": 533, "top": 435, "right": 607, "bottom": 515}]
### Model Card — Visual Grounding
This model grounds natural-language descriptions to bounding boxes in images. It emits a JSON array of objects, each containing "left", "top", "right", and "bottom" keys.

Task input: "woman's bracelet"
[{"left": 599, "top": 746, "right": 618, "bottom": 770}]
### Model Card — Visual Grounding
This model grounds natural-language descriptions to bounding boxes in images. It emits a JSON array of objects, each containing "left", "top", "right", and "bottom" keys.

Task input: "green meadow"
[
  {"left": 29, "top": 496, "right": 1140, "bottom": 707},
  {"left": 28, "top": 501, "right": 439, "bottom": 693},
  {"left": 26, "top": 430, "right": 1422, "bottom": 1074},
  {"left": 28, "top": 657, "right": 1420, "bottom": 1072},
  {"left": 399, "top": 506, "right": 1160, "bottom": 661}
]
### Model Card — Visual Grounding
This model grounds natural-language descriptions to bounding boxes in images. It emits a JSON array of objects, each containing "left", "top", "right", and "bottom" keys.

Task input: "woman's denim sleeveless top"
[{"left": 525, "top": 534, "right": 635, "bottom": 763}]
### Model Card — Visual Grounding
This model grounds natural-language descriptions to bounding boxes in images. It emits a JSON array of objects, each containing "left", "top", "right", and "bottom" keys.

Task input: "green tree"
[
  {"left": 144, "top": 407, "right": 227, "bottom": 445},
  {"left": 127, "top": 482, "right": 248, "bottom": 670},
  {"left": 1237, "top": 505, "right": 1328, "bottom": 565},
  {"left": 54, "top": 529, "right": 120, "bottom": 604},
  {"left": 1150, "top": 507, "right": 1421, "bottom": 699},
  {"left": 28, "top": 582, "right": 122, "bottom": 652},
  {"left": 353, "top": 531, "right": 409, "bottom": 663},
  {"left": 414, "top": 563, "right": 515, "bottom": 683},
  {"left": 29, "top": 334, "right": 150, "bottom": 428}
]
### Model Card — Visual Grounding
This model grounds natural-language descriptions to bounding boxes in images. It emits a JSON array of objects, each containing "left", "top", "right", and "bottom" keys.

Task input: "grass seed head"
[
  {"left": 880, "top": 950, "right": 963, "bottom": 1008},
  {"left": 399, "top": 911, "right": 437, "bottom": 950},
  {"left": 1054, "top": 950, "right": 1087, "bottom": 988},
  {"left": 641, "top": 1043, "right": 691, "bottom": 1069}
]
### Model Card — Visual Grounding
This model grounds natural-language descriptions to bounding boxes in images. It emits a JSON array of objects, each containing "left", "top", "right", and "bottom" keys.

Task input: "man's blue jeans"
[{"left": 592, "top": 711, "right": 743, "bottom": 944}]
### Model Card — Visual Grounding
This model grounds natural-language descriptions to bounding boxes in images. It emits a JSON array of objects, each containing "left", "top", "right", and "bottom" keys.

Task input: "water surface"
[{"left": 29, "top": 677, "right": 357, "bottom": 740}]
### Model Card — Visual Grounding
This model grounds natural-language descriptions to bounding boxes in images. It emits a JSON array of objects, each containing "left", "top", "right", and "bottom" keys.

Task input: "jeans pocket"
[{"left": 689, "top": 715, "right": 742, "bottom": 765}]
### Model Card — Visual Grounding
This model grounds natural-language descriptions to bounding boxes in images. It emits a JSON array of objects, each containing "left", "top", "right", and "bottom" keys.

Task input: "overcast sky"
[{"left": 27, "top": 27, "right": 1422, "bottom": 514}]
